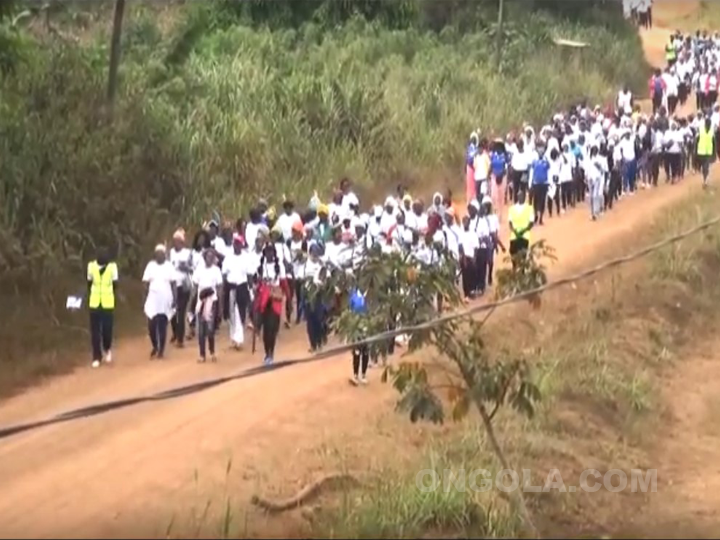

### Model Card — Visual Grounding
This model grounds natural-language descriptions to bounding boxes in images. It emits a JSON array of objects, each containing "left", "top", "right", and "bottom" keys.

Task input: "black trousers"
[
  {"left": 475, "top": 245, "right": 489, "bottom": 293},
  {"left": 171, "top": 287, "right": 190, "bottom": 345},
  {"left": 90, "top": 308, "right": 114, "bottom": 361},
  {"left": 353, "top": 345, "right": 370, "bottom": 378},
  {"left": 148, "top": 314, "right": 168, "bottom": 355},
  {"left": 230, "top": 282, "right": 251, "bottom": 325},
  {"left": 667, "top": 152, "right": 681, "bottom": 181},
  {"left": 262, "top": 304, "right": 281, "bottom": 358},
  {"left": 559, "top": 182, "right": 570, "bottom": 211},
  {"left": 668, "top": 95, "right": 678, "bottom": 115},
  {"left": 532, "top": 183, "right": 549, "bottom": 223},
  {"left": 461, "top": 255, "right": 475, "bottom": 298},
  {"left": 547, "top": 183, "right": 560, "bottom": 217},
  {"left": 509, "top": 238, "right": 529, "bottom": 269}
]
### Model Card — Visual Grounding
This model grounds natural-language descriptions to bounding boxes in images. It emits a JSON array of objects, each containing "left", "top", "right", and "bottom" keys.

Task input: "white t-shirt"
[
  {"left": 142, "top": 260, "right": 175, "bottom": 319},
  {"left": 222, "top": 251, "right": 252, "bottom": 285},
  {"left": 442, "top": 225, "right": 462, "bottom": 260},
  {"left": 211, "top": 237, "right": 229, "bottom": 259},
  {"left": 341, "top": 192, "right": 360, "bottom": 215},
  {"left": 662, "top": 72, "right": 679, "bottom": 97},
  {"left": 245, "top": 222, "right": 262, "bottom": 251},
  {"left": 258, "top": 258, "right": 287, "bottom": 286},
  {"left": 193, "top": 264, "right": 223, "bottom": 303},
  {"left": 169, "top": 247, "right": 193, "bottom": 287},
  {"left": 460, "top": 229, "right": 479, "bottom": 257},
  {"left": 617, "top": 90, "right": 633, "bottom": 114},
  {"left": 510, "top": 150, "right": 530, "bottom": 172},
  {"left": 290, "top": 240, "right": 307, "bottom": 279},
  {"left": 276, "top": 212, "right": 301, "bottom": 242},
  {"left": 620, "top": 137, "right": 636, "bottom": 161},
  {"left": 665, "top": 130, "right": 683, "bottom": 153}
]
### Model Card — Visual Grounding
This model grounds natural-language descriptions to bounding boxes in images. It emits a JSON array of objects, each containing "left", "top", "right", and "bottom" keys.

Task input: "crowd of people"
[{"left": 86, "top": 26, "right": 719, "bottom": 384}]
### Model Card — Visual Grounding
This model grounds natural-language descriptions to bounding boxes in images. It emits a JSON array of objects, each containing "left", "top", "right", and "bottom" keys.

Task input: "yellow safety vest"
[
  {"left": 508, "top": 204, "right": 534, "bottom": 241},
  {"left": 665, "top": 44, "right": 676, "bottom": 61},
  {"left": 698, "top": 127, "right": 714, "bottom": 157},
  {"left": 88, "top": 261, "right": 117, "bottom": 309}
]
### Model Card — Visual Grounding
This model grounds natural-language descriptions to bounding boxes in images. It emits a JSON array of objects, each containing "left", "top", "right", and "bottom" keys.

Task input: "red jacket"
[{"left": 255, "top": 279, "right": 289, "bottom": 317}]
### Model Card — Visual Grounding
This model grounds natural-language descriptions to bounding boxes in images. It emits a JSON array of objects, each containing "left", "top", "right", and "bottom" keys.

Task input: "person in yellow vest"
[
  {"left": 87, "top": 248, "right": 119, "bottom": 368},
  {"left": 507, "top": 190, "right": 534, "bottom": 268},
  {"left": 665, "top": 38, "right": 677, "bottom": 67},
  {"left": 697, "top": 117, "right": 715, "bottom": 188}
]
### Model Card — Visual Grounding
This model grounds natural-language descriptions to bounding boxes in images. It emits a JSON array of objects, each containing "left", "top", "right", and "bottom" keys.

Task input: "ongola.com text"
[{"left": 416, "top": 468, "right": 657, "bottom": 493}]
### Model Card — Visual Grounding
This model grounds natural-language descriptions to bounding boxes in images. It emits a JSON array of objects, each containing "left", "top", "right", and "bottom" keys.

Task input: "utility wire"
[{"left": 0, "top": 213, "right": 718, "bottom": 441}]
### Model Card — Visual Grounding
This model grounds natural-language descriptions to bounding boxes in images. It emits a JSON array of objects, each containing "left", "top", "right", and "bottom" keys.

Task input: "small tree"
[{"left": 322, "top": 241, "right": 554, "bottom": 536}]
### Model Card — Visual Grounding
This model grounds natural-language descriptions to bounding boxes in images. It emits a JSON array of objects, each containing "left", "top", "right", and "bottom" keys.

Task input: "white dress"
[{"left": 142, "top": 261, "right": 176, "bottom": 319}]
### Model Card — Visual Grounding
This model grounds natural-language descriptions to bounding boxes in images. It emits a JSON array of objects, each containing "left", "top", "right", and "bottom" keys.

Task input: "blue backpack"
[
  {"left": 653, "top": 77, "right": 663, "bottom": 96},
  {"left": 349, "top": 289, "right": 367, "bottom": 314}
]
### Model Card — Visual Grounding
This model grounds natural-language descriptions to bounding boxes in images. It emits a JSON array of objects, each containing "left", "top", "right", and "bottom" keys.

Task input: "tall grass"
[{"left": 0, "top": 0, "right": 649, "bottom": 391}]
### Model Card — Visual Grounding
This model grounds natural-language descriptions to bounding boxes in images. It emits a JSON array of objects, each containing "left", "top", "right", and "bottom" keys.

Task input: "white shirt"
[
  {"left": 620, "top": 137, "right": 636, "bottom": 161},
  {"left": 665, "top": 129, "right": 683, "bottom": 153},
  {"left": 211, "top": 236, "right": 229, "bottom": 259},
  {"left": 258, "top": 258, "right": 287, "bottom": 285},
  {"left": 510, "top": 150, "right": 530, "bottom": 171},
  {"left": 442, "top": 224, "right": 462, "bottom": 260},
  {"left": 341, "top": 192, "right": 360, "bottom": 215},
  {"left": 560, "top": 152, "right": 574, "bottom": 183},
  {"left": 222, "top": 251, "right": 252, "bottom": 285},
  {"left": 460, "top": 229, "right": 479, "bottom": 257},
  {"left": 303, "top": 258, "right": 324, "bottom": 285},
  {"left": 406, "top": 212, "right": 428, "bottom": 232},
  {"left": 617, "top": 90, "right": 633, "bottom": 114},
  {"left": 245, "top": 222, "right": 262, "bottom": 251},
  {"left": 143, "top": 260, "right": 175, "bottom": 319},
  {"left": 662, "top": 72, "right": 679, "bottom": 97},
  {"left": 276, "top": 212, "right": 301, "bottom": 242},
  {"left": 324, "top": 241, "right": 347, "bottom": 267},
  {"left": 193, "top": 263, "right": 222, "bottom": 298},
  {"left": 169, "top": 247, "right": 193, "bottom": 287},
  {"left": 290, "top": 240, "right": 307, "bottom": 279}
]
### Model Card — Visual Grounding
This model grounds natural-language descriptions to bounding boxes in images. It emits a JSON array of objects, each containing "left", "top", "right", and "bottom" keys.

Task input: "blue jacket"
[
  {"left": 490, "top": 151, "right": 507, "bottom": 176},
  {"left": 531, "top": 158, "right": 550, "bottom": 185},
  {"left": 466, "top": 143, "right": 478, "bottom": 167}
]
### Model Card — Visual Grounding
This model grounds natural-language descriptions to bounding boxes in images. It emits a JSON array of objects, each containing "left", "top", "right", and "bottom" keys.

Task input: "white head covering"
[
  {"left": 155, "top": 244, "right": 167, "bottom": 253},
  {"left": 384, "top": 196, "right": 396, "bottom": 208}
]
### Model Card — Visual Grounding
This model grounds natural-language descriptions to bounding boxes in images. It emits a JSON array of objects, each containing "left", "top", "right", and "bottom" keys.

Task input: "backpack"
[
  {"left": 349, "top": 289, "right": 367, "bottom": 314},
  {"left": 654, "top": 77, "right": 663, "bottom": 96}
]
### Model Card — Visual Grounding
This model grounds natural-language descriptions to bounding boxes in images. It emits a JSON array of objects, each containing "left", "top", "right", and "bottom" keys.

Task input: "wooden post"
[
  {"left": 107, "top": 0, "right": 126, "bottom": 111},
  {"left": 495, "top": 0, "right": 504, "bottom": 71}
]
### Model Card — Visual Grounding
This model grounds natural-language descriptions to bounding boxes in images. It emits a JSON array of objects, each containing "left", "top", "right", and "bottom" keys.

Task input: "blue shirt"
[
  {"left": 490, "top": 151, "right": 507, "bottom": 176},
  {"left": 466, "top": 143, "right": 478, "bottom": 167},
  {"left": 531, "top": 159, "right": 550, "bottom": 185}
]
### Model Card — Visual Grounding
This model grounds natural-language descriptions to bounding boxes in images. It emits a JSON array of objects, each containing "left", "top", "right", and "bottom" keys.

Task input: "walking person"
[
  {"left": 459, "top": 214, "right": 479, "bottom": 301},
  {"left": 349, "top": 287, "right": 370, "bottom": 386},
  {"left": 649, "top": 69, "right": 666, "bottom": 115},
  {"left": 587, "top": 145, "right": 606, "bottom": 221},
  {"left": 509, "top": 139, "right": 530, "bottom": 203},
  {"left": 697, "top": 116, "right": 715, "bottom": 188},
  {"left": 304, "top": 243, "right": 327, "bottom": 352},
  {"left": 481, "top": 196, "right": 506, "bottom": 288},
  {"left": 490, "top": 139, "right": 508, "bottom": 221},
  {"left": 222, "top": 233, "right": 252, "bottom": 350},
  {"left": 529, "top": 151, "right": 550, "bottom": 225},
  {"left": 255, "top": 243, "right": 288, "bottom": 365},
  {"left": 193, "top": 249, "right": 224, "bottom": 363},
  {"left": 142, "top": 244, "right": 177, "bottom": 360},
  {"left": 507, "top": 190, "right": 534, "bottom": 269},
  {"left": 87, "top": 247, "right": 118, "bottom": 368},
  {"left": 169, "top": 228, "right": 192, "bottom": 348}
]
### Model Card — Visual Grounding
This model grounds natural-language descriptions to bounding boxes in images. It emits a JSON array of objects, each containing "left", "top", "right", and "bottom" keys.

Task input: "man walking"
[
  {"left": 697, "top": 116, "right": 715, "bottom": 188},
  {"left": 87, "top": 248, "right": 119, "bottom": 368},
  {"left": 507, "top": 191, "right": 534, "bottom": 268}
]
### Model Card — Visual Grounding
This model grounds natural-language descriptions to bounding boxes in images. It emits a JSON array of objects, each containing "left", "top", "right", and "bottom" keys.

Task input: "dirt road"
[{"left": 0, "top": 5, "right": 709, "bottom": 538}]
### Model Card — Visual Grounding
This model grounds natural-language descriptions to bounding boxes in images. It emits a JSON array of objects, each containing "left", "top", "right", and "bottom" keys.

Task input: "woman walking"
[
  {"left": 255, "top": 243, "right": 288, "bottom": 365},
  {"left": 169, "top": 228, "right": 192, "bottom": 348},
  {"left": 192, "top": 249, "right": 224, "bottom": 363},
  {"left": 222, "top": 233, "right": 252, "bottom": 350},
  {"left": 142, "top": 244, "right": 177, "bottom": 359}
]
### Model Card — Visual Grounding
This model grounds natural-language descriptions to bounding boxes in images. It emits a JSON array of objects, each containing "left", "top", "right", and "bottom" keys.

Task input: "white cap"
[
  {"left": 384, "top": 196, "right": 396, "bottom": 208},
  {"left": 155, "top": 243, "right": 167, "bottom": 253}
]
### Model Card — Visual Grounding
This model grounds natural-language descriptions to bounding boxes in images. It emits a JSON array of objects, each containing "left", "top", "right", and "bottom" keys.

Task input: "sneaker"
[
  {"left": 197, "top": 356, "right": 206, "bottom": 364},
  {"left": 263, "top": 356, "right": 273, "bottom": 365},
  {"left": 104, "top": 350, "right": 113, "bottom": 364},
  {"left": 91, "top": 360, "right": 101, "bottom": 369},
  {"left": 210, "top": 355, "right": 218, "bottom": 363},
  {"left": 360, "top": 376, "right": 368, "bottom": 385},
  {"left": 349, "top": 376, "right": 359, "bottom": 386},
  {"left": 150, "top": 349, "right": 158, "bottom": 359},
  {"left": 157, "top": 351, "right": 165, "bottom": 360}
]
